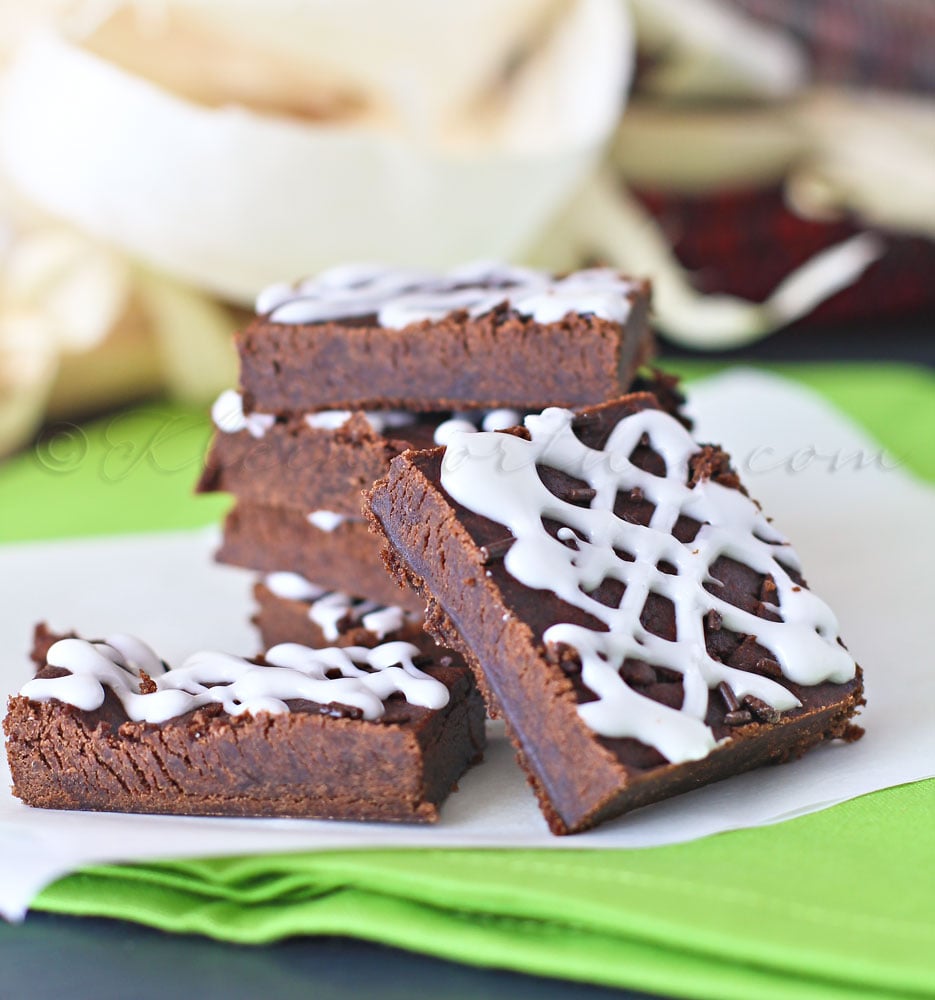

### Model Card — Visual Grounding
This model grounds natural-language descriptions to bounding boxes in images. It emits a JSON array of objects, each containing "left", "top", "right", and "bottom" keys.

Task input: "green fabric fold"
[{"left": 34, "top": 782, "right": 935, "bottom": 999}]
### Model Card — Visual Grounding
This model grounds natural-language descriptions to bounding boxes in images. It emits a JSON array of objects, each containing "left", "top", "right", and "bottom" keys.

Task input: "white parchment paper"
[{"left": 1, "top": 370, "right": 932, "bottom": 920}]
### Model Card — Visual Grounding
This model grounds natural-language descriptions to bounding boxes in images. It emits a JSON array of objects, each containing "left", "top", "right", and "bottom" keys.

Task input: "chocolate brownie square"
[
  {"left": 5, "top": 625, "right": 485, "bottom": 822},
  {"left": 366, "top": 394, "right": 864, "bottom": 834},
  {"left": 198, "top": 391, "right": 527, "bottom": 517},
  {"left": 238, "top": 263, "right": 653, "bottom": 413},
  {"left": 217, "top": 501, "right": 423, "bottom": 612}
]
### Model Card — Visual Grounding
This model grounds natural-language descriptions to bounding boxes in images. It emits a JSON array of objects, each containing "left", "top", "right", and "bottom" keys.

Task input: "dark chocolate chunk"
[
  {"left": 743, "top": 695, "right": 782, "bottom": 724},
  {"left": 480, "top": 536, "right": 515, "bottom": 564},
  {"left": 718, "top": 681, "right": 740, "bottom": 713}
]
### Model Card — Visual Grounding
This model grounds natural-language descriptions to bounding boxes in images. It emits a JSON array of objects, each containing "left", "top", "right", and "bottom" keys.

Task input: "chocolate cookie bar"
[
  {"left": 198, "top": 390, "right": 527, "bottom": 517},
  {"left": 199, "top": 372, "right": 687, "bottom": 516},
  {"left": 366, "top": 394, "right": 864, "bottom": 835},
  {"left": 253, "top": 572, "right": 424, "bottom": 649},
  {"left": 239, "top": 263, "right": 653, "bottom": 413},
  {"left": 5, "top": 625, "right": 485, "bottom": 821},
  {"left": 217, "top": 501, "right": 422, "bottom": 612}
]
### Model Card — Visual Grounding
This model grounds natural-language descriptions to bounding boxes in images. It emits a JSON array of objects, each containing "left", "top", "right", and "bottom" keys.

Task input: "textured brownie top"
[
  {"left": 263, "top": 572, "right": 421, "bottom": 643},
  {"left": 21, "top": 632, "right": 450, "bottom": 725},
  {"left": 435, "top": 397, "right": 859, "bottom": 764},
  {"left": 256, "top": 262, "right": 643, "bottom": 329}
]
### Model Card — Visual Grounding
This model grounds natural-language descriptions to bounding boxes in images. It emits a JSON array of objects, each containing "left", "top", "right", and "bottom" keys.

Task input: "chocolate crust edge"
[{"left": 366, "top": 454, "right": 634, "bottom": 830}]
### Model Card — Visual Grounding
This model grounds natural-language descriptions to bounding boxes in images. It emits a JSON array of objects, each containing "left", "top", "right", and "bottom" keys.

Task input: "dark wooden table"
[{"left": 0, "top": 913, "right": 651, "bottom": 1000}]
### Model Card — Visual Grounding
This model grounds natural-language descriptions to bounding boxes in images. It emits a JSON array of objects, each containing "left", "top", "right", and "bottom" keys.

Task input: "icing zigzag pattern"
[
  {"left": 257, "top": 262, "right": 637, "bottom": 328},
  {"left": 441, "top": 407, "right": 857, "bottom": 763},
  {"left": 22, "top": 636, "right": 448, "bottom": 724}
]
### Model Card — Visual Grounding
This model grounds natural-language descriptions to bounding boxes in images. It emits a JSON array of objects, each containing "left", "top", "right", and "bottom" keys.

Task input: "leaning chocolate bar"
[
  {"left": 238, "top": 263, "right": 653, "bottom": 413},
  {"left": 4, "top": 625, "right": 485, "bottom": 822},
  {"left": 366, "top": 393, "right": 864, "bottom": 835}
]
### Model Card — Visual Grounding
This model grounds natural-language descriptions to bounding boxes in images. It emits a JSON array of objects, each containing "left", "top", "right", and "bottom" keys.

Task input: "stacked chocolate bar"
[{"left": 198, "top": 263, "right": 655, "bottom": 658}]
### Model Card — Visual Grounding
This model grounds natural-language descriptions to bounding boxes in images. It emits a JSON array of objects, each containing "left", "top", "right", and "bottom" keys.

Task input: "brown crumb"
[{"left": 138, "top": 671, "right": 157, "bottom": 695}]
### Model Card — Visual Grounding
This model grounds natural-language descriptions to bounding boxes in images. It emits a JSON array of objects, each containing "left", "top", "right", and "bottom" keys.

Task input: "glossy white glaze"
[{"left": 440, "top": 406, "right": 856, "bottom": 763}]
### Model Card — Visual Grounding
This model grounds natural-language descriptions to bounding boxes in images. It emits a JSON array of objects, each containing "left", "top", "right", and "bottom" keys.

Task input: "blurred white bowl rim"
[{"left": 0, "top": 1, "right": 632, "bottom": 303}]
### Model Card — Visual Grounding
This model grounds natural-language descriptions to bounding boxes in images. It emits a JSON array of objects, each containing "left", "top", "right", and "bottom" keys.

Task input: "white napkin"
[{"left": 1, "top": 370, "right": 932, "bottom": 920}]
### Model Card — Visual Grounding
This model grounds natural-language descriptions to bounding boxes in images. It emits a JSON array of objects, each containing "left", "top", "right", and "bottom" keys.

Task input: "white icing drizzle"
[
  {"left": 21, "top": 636, "right": 448, "bottom": 723},
  {"left": 264, "top": 571, "right": 327, "bottom": 602},
  {"left": 264, "top": 573, "right": 416, "bottom": 642},
  {"left": 377, "top": 411, "right": 420, "bottom": 431},
  {"left": 481, "top": 409, "right": 523, "bottom": 432},
  {"left": 211, "top": 389, "right": 419, "bottom": 446},
  {"left": 360, "top": 606, "right": 409, "bottom": 640},
  {"left": 281, "top": 403, "right": 521, "bottom": 447},
  {"left": 258, "top": 263, "right": 636, "bottom": 329},
  {"left": 433, "top": 408, "right": 523, "bottom": 446},
  {"left": 434, "top": 419, "right": 478, "bottom": 447},
  {"left": 307, "top": 510, "right": 358, "bottom": 533},
  {"left": 304, "top": 410, "right": 353, "bottom": 431},
  {"left": 211, "top": 389, "right": 275, "bottom": 439},
  {"left": 440, "top": 407, "right": 856, "bottom": 764},
  {"left": 305, "top": 593, "right": 380, "bottom": 641},
  {"left": 303, "top": 409, "right": 417, "bottom": 435}
]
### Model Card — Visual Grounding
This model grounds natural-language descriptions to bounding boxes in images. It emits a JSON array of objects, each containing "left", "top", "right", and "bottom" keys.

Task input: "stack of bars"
[
  {"left": 192, "top": 261, "right": 863, "bottom": 835},
  {"left": 6, "top": 261, "right": 865, "bottom": 833},
  {"left": 198, "top": 263, "right": 657, "bottom": 669}
]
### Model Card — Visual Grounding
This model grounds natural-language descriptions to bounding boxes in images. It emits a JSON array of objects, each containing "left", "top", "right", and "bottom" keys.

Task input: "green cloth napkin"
[
  {"left": 4, "top": 362, "right": 935, "bottom": 999},
  {"left": 34, "top": 782, "right": 935, "bottom": 1000}
]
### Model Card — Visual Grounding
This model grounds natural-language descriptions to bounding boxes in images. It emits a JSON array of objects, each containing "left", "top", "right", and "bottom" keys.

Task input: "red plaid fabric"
[
  {"left": 730, "top": 0, "right": 935, "bottom": 94},
  {"left": 633, "top": 185, "right": 935, "bottom": 327},
  {"left": 628, "top": 2, "right": 935, "bottom": 329}
]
